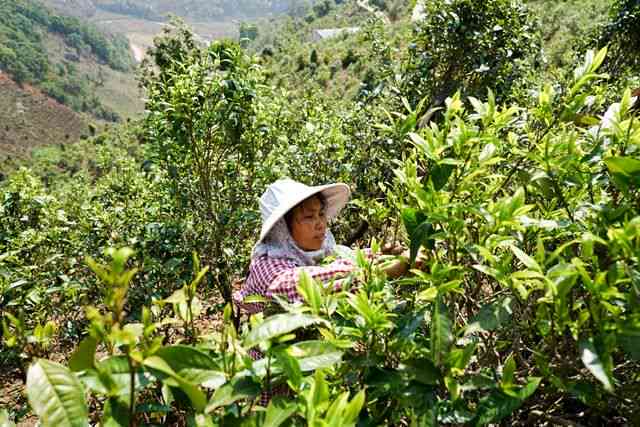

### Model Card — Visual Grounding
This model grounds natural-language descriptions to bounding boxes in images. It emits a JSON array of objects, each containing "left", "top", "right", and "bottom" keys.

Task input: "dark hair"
[{"left": 284, "top": 192, "right": 327, "bottom": 232}]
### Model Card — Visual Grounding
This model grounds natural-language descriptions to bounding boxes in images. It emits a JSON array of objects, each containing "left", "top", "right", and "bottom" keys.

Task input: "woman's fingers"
[
  {"left": 414, "top": 249, "right": 429, "bottom": 270},
  {"left": 381, "top": 242, "right": 405, "bottom": 255}
]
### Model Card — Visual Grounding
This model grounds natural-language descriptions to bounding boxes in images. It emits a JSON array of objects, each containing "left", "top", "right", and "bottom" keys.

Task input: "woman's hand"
[
  {"left": 378, "top": 247, "right": 428, "bottom": 279},
  {"left": 381, "top": 242, "right": 405, "bottom": 255},
  {"left": 380, "top": 255, "right": 409, "bottom": 278}
]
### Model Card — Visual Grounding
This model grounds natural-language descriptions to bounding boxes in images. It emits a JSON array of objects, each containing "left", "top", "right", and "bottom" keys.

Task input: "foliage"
[
  {"left": 402, "top": 0, "right": 541, "bottom": 108},
  {"left": 23, "top": 248, "right": 366, "bottom": 426},
  {"left": 240, "top": 22, "right": 259, "bottom": 47},
  {"left": 0, "top": 0, "right": 131, "bottom": 119},
  {"left": 526, "top": 0, "right": 609, "bottom": 69},
  {"left": 593, "top": 0, "right": 640, "bottom": 79},
  {"left": 140, "top": 23, "right": 274, "bottom": 307},
  {"left": 3, "top": 2, "right": 640, "bottom": 425},
  {"left": 0, "top": 128, "right": 192, "bottom": 369},
  {"left": 393, "top": 48, "right": 639, "bottom": 422},
  {"left": 92, "top": 0, "right": 302, "bottom": 21}
]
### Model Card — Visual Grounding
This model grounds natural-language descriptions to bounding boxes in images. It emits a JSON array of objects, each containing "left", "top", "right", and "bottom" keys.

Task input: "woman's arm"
[{"left": 266, "top": 258, "right": 355, "bottom": 302}]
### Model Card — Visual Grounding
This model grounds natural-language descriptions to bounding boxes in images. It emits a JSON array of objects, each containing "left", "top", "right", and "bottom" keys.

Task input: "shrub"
[
  {"left": 140, "top": 22, "right": 275, "bottom": 309},
  {"left": 341, "top": 48, "right": 357, "bottom": 69},
  {"left": 593, "top": 0, "right": 640, "bottom": 79},
  {"left": 402, "top": 0, "right": 541, "bottom": 108}
]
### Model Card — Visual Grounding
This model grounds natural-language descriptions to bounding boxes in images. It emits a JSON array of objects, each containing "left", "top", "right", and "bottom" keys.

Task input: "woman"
[{"left": 233, "top": 178, "right": 408, "bottom": 316}]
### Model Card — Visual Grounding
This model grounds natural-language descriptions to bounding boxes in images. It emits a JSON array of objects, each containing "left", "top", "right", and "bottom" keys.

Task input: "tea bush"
[
  {"left": 0, "top": 129, "right": 194, "bottom": 370},
  {"left": 7, "top": 47, "right": 640, "bottom": 426},
  {"left": 402, "top": 0, "right": 541, "bottom": 108},
  {"left": 593, "top": 0, "right": 640, "bottom": 79},
  {"left": 140, "top": 23, "right": 278, "bottom": 307}
]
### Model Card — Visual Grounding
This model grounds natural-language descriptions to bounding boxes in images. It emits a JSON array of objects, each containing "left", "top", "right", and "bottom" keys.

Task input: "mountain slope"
[
  {"left": 0, "top": 71, "right": 88, "bottom": 162},
  {"left": 0, "top": 0, "right": 135, "bottom": 120},
  {"left": 42, "top": 0, "right": 293, "bottom": 21}
]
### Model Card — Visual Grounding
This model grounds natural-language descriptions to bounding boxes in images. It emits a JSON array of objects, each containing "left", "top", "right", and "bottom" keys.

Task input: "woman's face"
[{"left": 289, "top": 196, "right": 328, "bottom": 251}]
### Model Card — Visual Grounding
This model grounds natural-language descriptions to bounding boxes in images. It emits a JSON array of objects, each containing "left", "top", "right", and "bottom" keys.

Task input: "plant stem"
[{"left": 127, "top": 353, "right": 136, "bottom": 427}]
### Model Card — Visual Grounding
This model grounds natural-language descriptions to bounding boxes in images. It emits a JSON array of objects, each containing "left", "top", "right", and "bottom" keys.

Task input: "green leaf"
[
  {"left": 298, "top": 351, "right": 343, "bottom": 372},
  {"left": 326, "top": 392, "right": 349, "bottom": 426},
  {"left": 402, "top": 357, "right": 441, "bottom": 385},
  {"left": 310, "top": 370, "right": 330, "bottom": 411},
  {"left": 400, "top": 111, "right": 418, "bottom": 135},
  {"left": 430, "top": 297, "right": 453, "bottom": 366},
  {"left": 342, "top": 389, "right": 365, "bottom": 424},
  {"left": 26, "top": 359, "right": 89, "bottom": 427},
  {"left": 205, "top": 377, "right": 260, "bottom": 412},
  {"left": 244, "top": 314, "right": 326, "bottom": 348},
  {"left": 515, "top": 377, "right": 541, "bottom": 400},
  {"left": 0, "top": 409, "right": 16, "bottom": 427},
  {"left": 465, "top": 297, "right": 513, "bottom": 336},
  {"left": 429, "top": 163, "right": 455, "bottom": 191},
  {"left": 154, "top": 345, "right": 224, "bottom": 387},
  {"left": 509, "top": 245, "right": 541, "bottom": 272},
  {"left": 401, "top": 207, "right": 427, "bottom": 238},
  {"left": 297, "top": 271, "right": 322, "bottom": 315},
  {"left": 69, "top": 336, "right": 97, "bottom": 372},
  {"left": 263, "top": 397, "right": 297, "bottom": 427},
  {"left": 447, "top": 343, "right": 476, "bottom": 374},
  {"left": 579, "top": 338, "right": 614, "bottom": 392},
  {"left": 275, "top": 349, "right": 302, "bottom": 389},
  {"left": 474, "top": 377, "right": 539, "bottom": 425},
  {"left": 417, "top": 286, "right": 438, "bottom": 302},
  {"left": 473, "top": 391, "right": 524, "bottom": 426},
  {"left": 604, "top": 156, "right": 640, "bottom": 176},
  {"left": 287, "top": 340, "right": 343, "bottom": 372},
  {"left": 143, "top": 356, "right": 207, "bottom": 412},
  {"left": 591, "top": 46, "right": 607, "bottom": 73},
  {"left": 190, "top": 266, "right": 210, "bottom": 288},
  {"left": 502, "top": 354, "right": 516, "bottom": 387},
  {"left": 409, "top": 220, "right": 434, "bottom": 266},
  {"left": 164, "top": 288, "right": 187, "bottom": 305},
  {"left": 103, "top": 396, "right": 130, "bottom": 427},
  {"left": 605, "top": 156, "right": 640, "bottom": 193},
  {"left": 618, "top": 323, "right": 640, "bottom": 361}
]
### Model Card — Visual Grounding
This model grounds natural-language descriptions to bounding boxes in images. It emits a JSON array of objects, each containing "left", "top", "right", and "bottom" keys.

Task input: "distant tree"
[{"left": 313, "top": 0, "right": 334, "bottom": 17}]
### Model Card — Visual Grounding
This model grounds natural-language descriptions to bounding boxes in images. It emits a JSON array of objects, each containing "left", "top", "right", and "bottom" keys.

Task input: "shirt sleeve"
[{"left": 266, "top": 258, "right": 356, "bottom": 303}]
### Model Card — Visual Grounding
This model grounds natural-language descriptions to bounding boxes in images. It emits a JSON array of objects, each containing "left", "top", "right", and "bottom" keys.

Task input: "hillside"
[
  {"left": 0, "top": 71, "right": 88, "bottom": 162},
  {"left": 0, "top": 0, "right": 135, "bottom": 117},
  {"left": 249, "top": 0, "right": 618, "bottom": 102},
  {"left": 0, "top": 0, "right": 143, "bottom": 159},
  {"left": 41, "top": 0, "right": 96, "bottom": 18},
  {"left": 42, "top": 0, "right": 294, "bottom": 21}
]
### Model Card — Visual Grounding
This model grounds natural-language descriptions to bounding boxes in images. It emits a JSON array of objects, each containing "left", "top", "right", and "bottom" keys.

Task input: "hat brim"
[{"left": 257, "top": 183, "right": 350, "bottom": 245}]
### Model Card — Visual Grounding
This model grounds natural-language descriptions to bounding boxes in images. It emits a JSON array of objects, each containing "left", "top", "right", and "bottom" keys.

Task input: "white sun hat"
[{"left": 257, "top": 178, "right": 351, "bottom": 245}]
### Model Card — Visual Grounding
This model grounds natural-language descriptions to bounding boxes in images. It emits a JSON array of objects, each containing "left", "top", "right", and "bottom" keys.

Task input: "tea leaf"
[
  {"left": 579, "top": 338, "right": 614, "bottom": 392},
  {"left": 27, "top": 360, "right": 89, "bottom": 427}
]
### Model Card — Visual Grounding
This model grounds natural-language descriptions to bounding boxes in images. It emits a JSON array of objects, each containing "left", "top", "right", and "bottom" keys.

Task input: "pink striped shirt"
[{"left": 233, "top": 255, "right": 356, "bottom": 314}]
